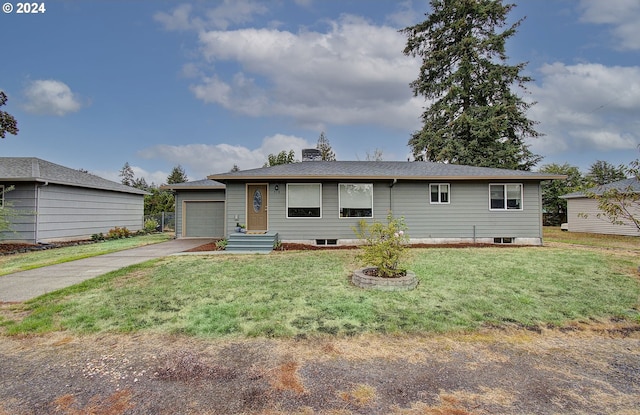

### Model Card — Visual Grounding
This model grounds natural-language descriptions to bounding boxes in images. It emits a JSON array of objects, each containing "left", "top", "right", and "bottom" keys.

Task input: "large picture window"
[
  {"left": 287, "top": 183, "right": 321, "bottom": 218},
  {"left": 490, "top": 184, "right": 523, "bottom": 210},
  {"left": 339, "top": 183, "right": 373, "bottom": 218},
  {"left": 430, "top": 183, "right": 449, "bottom": 204}
]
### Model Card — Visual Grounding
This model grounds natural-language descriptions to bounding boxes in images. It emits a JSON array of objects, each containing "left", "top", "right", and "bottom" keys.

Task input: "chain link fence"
[{"left": 144, "top": 212, "right": 175, "bottom": 233}]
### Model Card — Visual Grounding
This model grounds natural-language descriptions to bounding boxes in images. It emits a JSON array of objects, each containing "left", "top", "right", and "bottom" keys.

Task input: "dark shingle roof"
[
  {"left": 208, "top": 161, "right": 564, "bottom": 182},
  {"left": 0, "top": 157, "right": 148, "bottom": 195},
  {"left": 561, "top": 177, "right": 639, "bottom": 199},
  {"left": 161, "top": 179, "right": 225, "bottom": 190}
]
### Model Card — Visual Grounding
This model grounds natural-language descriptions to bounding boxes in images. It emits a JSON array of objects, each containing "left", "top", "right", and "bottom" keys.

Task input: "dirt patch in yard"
[{"left": 1, "top": 322, "right": 639, "bottom": 414}]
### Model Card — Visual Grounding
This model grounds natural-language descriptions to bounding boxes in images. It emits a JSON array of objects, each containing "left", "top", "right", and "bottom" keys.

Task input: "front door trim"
[{"left": 246, "top": 183, "right": 268, "bottom": 231}]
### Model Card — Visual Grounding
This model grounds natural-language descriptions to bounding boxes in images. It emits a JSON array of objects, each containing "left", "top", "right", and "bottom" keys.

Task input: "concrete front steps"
[{"left": 226, "top": 231, "right": 279, "bottom": 253}]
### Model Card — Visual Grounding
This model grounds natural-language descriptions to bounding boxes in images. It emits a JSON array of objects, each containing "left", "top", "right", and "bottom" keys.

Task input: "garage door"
[{"left": 184, "top": 201, "right": 225, "bottom": 237}]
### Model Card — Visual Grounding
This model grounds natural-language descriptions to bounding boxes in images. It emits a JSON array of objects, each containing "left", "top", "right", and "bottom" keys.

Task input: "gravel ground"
[{"left": 1, "top": 323, "right": 639, "bottom": 414}]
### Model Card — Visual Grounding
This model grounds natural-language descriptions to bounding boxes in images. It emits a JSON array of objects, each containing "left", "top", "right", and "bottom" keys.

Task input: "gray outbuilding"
[
  {"left": 0, "top": 157, "right": 148, "bottom": 243},
  {"left": 561, "top": 177, "right": 639, "bottom": 236}
]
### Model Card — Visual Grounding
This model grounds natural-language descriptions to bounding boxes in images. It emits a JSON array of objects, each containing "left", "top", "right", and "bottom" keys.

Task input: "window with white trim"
[
  {"left": 490, "top": 184, "right": 523, "bottom": 210},
  {"left": 339, "top": 183, "right": 373, "bottom": 218},
  {"left": 287, "top": 183, "right": 321, "bottom": 218},
  {"left": 429, "top": 183, "right": 449, "bottom": 204},
  {"left": 0, "top": 185, "right": 4, "bottom": 208}
]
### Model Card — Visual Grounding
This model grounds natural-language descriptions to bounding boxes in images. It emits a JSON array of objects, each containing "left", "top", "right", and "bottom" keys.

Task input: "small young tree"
[
  {"left": 353, "top": 212, "right": 409, "bottom": 278},
  {"left": 588, "top": 158, "right": 639, "bottom": 232}
]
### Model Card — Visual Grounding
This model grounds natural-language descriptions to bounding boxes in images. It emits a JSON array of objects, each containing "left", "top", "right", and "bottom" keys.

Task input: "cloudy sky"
[{"left": 1, "top": 0, "right": 639, "bottom": 184}]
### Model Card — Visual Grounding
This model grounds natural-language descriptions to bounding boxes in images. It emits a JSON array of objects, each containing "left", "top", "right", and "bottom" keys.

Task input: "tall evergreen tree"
[
  {"left": 586, "top": 160, "right": 627, "bottom": 186},
  {"left": 167, "top": 165, "right": 188, "bottom": 184},
  {"left": 402, "top": 0, "right": 541, "bottom": 170},
  {"left": 119, "top": 162, "right": 135, "bottom": 186},
  {"left": 316, "top": 132, "right": 336, "bottom": 161},
  {"left": 0, "top": 91, "right": 18, "bottom": 139}
]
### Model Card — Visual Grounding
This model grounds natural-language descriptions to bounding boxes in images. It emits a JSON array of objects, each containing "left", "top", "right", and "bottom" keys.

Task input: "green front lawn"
[
  {"left": 3, "top": 246, "right": 638, "bottom": 337},
  {"left": 0, "top": 233, "right": 172, "bottom": 276}
]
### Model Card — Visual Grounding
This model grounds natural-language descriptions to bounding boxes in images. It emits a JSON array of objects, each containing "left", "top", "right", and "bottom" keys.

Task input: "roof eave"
[
  {"left": 160, "top": 185, "right": 225, "bottom": 190},
  {"left": 208, "top": 174, "right": 565, "bottom": 182}
]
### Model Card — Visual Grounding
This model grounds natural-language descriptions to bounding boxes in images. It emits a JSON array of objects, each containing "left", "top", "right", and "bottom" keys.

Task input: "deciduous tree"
[
  {"left": 264, "top": 150, "right": 296, "bottom": 167},
  {"left": 402, "top": 0, "right": 541, "bottom": 170},
  {"left": 587, "top": 157, "right": 639, "bottom": 232},
  {"left": 0, "top": 91, "right": 18, "bottom": 139},
  {"left": 539, "top": 163, "right": 583, "bottom": 225}
]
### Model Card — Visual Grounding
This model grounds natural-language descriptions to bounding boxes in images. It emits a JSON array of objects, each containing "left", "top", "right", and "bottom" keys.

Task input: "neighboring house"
[
  {"left": 0, "top": 157, "right": 148, "bottom": 243},
  {"left": 204, "top": 159, "right": 563, "bottom": 246},
  {"left": 161, "top": 179, "right": 226, "bottom": 238},
  {"left": 561, "top": 178, "right": 640, "bottom": 236}
]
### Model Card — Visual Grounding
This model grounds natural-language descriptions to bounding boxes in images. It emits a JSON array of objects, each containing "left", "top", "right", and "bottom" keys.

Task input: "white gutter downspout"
[{"left": 389, "top": 179, "right": 397, "bottom": 212}]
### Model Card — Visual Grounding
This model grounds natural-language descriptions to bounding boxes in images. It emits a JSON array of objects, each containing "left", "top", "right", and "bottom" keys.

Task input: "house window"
[
  {"left": 287, "top": 183, "right": 321, "bottom": 218},
  {"left": 430, "top": 183, "right": 449, "bottom": 204},
  {"left": 490, "top": 184, "right": 523, "bottom": 210},
  {"left": 339, "top": 183, "right": 373, "bottom": 218},
  {"left": 0, "top": 185, "right": 4, "bottom": 208}
]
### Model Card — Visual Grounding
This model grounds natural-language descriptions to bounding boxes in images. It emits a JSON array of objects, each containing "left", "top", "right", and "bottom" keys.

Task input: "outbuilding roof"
[
  {"left": 0, "top": 157, "right": 148, "bottom": 195},
  {"left": 561, "top": 177, "right": 639, "bottom": 199},
  {"left": 161, "top": 179, "right": 225, "bottom": 190},
  {"left": 208, "top": 161, "right": 564, "bottom": 182}
]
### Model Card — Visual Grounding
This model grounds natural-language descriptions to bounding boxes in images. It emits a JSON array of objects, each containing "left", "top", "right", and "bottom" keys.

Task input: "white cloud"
[
  {"left": 529, "top": 62, "right": 640, "bottom": 157},
  {"left": 154, "top": 0, "right": 268, "bottom": 32},
  {"left": 153, "top": 3, "right": 195, "bottom": 31},
  {"left": 578, "top": 0, "right": 640, "bottom": 50},
  {"left": 385, "top": 0, "right": 421, "bottom": 28},
  {"left": 190, "top": 15, "right": 422, "bottom": 130},
  {"left": 137, "top": 134, "right": 314, "bottom": 180},
  {"left": 23, "top": 80, "right": 82, "bottom": 116}
]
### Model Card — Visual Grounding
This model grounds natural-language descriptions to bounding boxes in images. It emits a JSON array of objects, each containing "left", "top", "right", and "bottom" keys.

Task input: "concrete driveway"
[{"left": 0, "top": 239, "right": 215, "bottom": 302}]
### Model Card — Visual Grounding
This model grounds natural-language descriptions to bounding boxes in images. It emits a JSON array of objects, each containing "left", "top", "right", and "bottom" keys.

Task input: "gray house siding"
[
  {"left": 1, "top": 182, "right": 144, "bottom": 243},
  {"left": 175, "top": 190, "right": 225, "bottom": 238},
  {"left": 0, "top": 182, "right": 37, "bottom": 242},
  {"left": 225, "top": 180, "right": 543, "bottom": 245},
  {"left": 36, "top": 184, "right": 144, "bottom": 242}
]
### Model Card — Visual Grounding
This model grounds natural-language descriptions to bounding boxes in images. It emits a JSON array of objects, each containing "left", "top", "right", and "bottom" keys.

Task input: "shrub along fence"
[{"left": 144, "top": 212, "right": 175, "bottom": 233}]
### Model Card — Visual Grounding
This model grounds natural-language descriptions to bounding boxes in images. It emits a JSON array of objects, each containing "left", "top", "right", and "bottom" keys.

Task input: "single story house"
[
  {"left": 561, "top": 177, "right": 639, "bottom": 236},
  {"left": 193, "top": 159, "right": 564, "bottom": 247},
  {"left": 160, "top": 179, "right": 226, "bottom": 238},
  {"left": 0, "top": 157, "right": 148, "bottom": 243}
]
